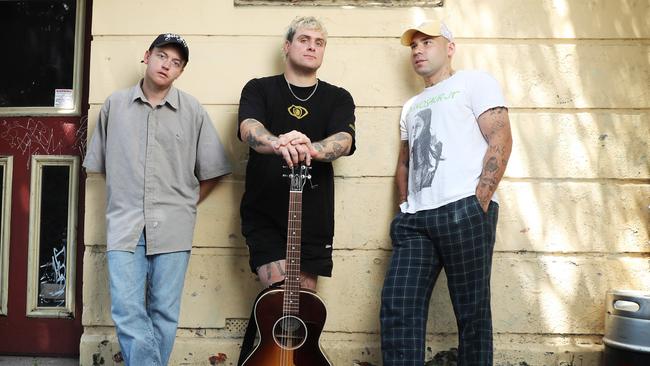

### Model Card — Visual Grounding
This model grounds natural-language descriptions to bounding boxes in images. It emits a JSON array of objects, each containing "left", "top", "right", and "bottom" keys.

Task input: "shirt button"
[{"left": 153, "top": 222, "right": 158, "bottom": 228}]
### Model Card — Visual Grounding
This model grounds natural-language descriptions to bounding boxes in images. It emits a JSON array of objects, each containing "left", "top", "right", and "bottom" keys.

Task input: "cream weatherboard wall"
[{"left": 81, "top": 1, "right": 650, "bottom": 365}]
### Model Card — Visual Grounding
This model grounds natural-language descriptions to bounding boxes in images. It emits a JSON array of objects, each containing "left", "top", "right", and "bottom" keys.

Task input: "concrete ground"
[{"left": 0, "top": 357, "right": 77, "bottom": 366}]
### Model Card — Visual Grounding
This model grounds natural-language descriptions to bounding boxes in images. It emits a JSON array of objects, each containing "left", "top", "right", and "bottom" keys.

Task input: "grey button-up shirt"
[{"left": 83, "top": 81, "right": 232, "bottom": 254}]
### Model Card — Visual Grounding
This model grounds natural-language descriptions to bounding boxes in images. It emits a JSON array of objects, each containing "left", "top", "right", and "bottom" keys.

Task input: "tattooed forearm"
[
  {"left": 312, "top": 143, "right": 324, "bottom": 153},
  {"left": 240, "top": 118, "right": 278, "bottom": 153},
  {"left": 485, "top": 156, "right": 499, "bottom": 173},
  {"left": 476, "top": 107, "right": 513, "bottom": 210},
  {"left": 246, "top": 128, "right": 262, "bottom": 148},
  {"left": 312, "top": 132, "right": 352, "bottom": 162},
  {"left": 480, "top": 107, "right": 508, "bottom": 141}
]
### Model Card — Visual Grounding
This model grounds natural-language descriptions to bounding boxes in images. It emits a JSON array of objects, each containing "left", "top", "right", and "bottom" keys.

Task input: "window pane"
[
  {"left": 37, "top": 165, "right": 70, "bottom": 307},
  {"left": 0, "top": 0, "right": 77, "bottom": 108}
]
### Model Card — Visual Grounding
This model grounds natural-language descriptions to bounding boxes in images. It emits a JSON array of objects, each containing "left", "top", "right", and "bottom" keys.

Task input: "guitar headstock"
[{"left": 283, "top": 164, "right": 311, "bottom": 193}]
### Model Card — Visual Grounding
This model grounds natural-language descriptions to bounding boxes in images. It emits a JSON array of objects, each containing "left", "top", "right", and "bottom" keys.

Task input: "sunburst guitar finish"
[
  {"left": 241, "top": 287, "right": 331, "bottom": 366},
  {"left": 241, "top": 164, "right": 331, "bottom": 366}
]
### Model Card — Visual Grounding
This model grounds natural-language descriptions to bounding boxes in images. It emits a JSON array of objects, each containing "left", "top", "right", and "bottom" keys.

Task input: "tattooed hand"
[
  {"left": 274, "top": 130, "right": 317, "bottom": 166},
  {"left": 240, "top": 119, "right": 316, "bottom": 167}
]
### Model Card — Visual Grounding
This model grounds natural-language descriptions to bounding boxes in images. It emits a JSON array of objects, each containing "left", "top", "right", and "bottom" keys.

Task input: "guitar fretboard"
[{"left": 284, "top": 190, "right": 302, "bottom": 315}]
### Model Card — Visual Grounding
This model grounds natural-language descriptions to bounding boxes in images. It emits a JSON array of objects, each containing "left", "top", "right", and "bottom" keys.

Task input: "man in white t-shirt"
[{"left": 380, "top": 20, "right": 512, "bottom": 366}]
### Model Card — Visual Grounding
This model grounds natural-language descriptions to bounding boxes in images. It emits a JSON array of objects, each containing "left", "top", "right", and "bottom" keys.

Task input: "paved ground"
[{"left": 0, "top": 357, "right": 78, "bottom": 366}]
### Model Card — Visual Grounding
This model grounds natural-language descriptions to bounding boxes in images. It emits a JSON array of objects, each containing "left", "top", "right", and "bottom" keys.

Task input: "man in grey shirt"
[{"left": 84, "top": 33, "right": 232, "bottom": 365}]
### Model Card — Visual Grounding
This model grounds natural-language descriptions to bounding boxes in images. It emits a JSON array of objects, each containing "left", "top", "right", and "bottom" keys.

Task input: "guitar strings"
[
  {"left": 280, "top": 168, "right": 306, "bottom": 364},
  {"left": 282, "top": 187, "right": 300, "bottom": 364}
]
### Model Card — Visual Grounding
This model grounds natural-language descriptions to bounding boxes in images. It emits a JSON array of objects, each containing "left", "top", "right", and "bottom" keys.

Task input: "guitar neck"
[{"left": 284, "top": 190, "right": 302, "bottom": 314}]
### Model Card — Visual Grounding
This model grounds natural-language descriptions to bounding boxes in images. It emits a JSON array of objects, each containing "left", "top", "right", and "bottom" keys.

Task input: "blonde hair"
[{"left": 284, "top": 16, "right": 328, "bottom": 42}]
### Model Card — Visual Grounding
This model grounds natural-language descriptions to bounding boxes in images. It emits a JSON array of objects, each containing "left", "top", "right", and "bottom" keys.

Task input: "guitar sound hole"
[{"left": 272, "top": 315, "right": 308, "bottom": 350}]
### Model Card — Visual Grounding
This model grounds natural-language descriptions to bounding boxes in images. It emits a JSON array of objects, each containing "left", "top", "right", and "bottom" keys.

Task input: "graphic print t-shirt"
[{"left": 399, "top": 70, "right": 506, "bottom": 214}]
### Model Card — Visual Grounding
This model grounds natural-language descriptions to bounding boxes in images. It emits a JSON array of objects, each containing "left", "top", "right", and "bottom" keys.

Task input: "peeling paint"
[
  {"left": 92, "top": 353, "right": 104, "bottom": 366},
  {"left": 92, "top": 339, "right": 110, "bottom": 366},
  {"left": 208, "top": 353, "right": 227, "bottom": 365}
]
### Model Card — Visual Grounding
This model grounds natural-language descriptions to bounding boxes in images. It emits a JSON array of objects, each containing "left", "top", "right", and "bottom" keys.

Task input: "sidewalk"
[{"left": 0, "top": 357, "right": 77, "bottom": 365}]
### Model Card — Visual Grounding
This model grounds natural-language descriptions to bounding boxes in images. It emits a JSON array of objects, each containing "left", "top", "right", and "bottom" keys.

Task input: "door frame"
[
  {"left": 0, "top": 0, "right": 91, "bottom": 356},
  {"left": 0, "top": 156, "right": 12, "bottom": 316}
]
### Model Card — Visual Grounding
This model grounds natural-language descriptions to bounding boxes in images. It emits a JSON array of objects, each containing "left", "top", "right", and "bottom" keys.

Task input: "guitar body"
[
  {"left": 241, "top": 165, "right": 331, "bottom": 366},
  {"left": 241, "top": 287, "right": 331, "bottom": 366}
]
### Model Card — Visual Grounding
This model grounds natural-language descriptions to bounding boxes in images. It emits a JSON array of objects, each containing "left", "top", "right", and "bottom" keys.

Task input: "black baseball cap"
[{"left": 149, "top": 33, "right": 189, "bottom": 64}]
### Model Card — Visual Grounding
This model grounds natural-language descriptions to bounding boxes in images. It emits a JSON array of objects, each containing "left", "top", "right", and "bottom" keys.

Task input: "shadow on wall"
[{"left": 451, "top": 0, "right": 650, "bottom": 342}]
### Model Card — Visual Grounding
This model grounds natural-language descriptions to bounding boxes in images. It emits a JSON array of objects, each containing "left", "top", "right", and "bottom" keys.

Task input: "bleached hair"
[{"left": 284, "top": 16, "right": 328, "bottom": 42}]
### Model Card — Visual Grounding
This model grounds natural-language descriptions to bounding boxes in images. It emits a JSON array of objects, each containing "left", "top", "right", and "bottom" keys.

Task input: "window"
[
  {"left": 0, "top": 0, "right": 86, "bottom": 116},
  {"left": 0, "top": 157, "right": 12, "bottom": 316},
  {"left": 26, "top": 155, "right": 79, "bottom": 318},
  {"left": 235, "top": 0, "right": 443, "bottom": 7}
]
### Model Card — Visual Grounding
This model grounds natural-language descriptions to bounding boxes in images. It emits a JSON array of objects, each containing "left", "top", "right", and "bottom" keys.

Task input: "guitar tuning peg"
[{"left": 306, "top": 173, "right": 318, "bottom": 189}]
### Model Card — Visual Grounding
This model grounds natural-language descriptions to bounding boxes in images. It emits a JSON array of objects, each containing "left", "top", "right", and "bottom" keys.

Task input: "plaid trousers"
[{"left": 380, "top": 195, "right": 499, "bottom": 366}]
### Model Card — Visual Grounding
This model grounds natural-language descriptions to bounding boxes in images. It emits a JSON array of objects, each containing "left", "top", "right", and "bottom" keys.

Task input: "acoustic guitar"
[{"left": 241, "top": 164, "right": 332, "bottom": 366}]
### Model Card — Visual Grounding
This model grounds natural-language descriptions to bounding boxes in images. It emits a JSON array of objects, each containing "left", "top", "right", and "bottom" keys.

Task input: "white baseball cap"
[{"left": 400, "top": 20, "right": 454, "bottom": 46}]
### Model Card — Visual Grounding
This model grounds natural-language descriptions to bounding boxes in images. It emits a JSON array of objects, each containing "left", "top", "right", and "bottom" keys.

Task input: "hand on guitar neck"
[{"left": 240, "top": 164, "right": 332, "bottom": 366}]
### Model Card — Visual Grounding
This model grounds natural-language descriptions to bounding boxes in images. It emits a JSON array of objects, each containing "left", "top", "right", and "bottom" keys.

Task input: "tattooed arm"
[
  {"left": 476, "top": 106, "right": 513, "bottom": 212},
  {"left": 396, "top": 140, "right": 410, "bottom": 205},
  {"left": 310, "top": 132, "right": 353, "bottom": 162},
  {"left": 239, "top": 118, "right": 313, "bottom": 166}
]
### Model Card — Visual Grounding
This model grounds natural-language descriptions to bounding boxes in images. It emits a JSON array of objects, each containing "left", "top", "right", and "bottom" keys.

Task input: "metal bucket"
[{"left": 603, "top": 290, "right": 650, "bottom": 366}]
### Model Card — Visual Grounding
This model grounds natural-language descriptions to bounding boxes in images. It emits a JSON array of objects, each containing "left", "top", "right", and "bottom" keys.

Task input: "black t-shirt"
[{"left": 238, "top": 74, "right": 356, "bottom": 245}]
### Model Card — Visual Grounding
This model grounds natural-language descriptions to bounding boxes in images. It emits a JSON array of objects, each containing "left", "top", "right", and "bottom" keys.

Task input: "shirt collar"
[{"left": 130, "top": 80, "right": 180, "bottom": 110}]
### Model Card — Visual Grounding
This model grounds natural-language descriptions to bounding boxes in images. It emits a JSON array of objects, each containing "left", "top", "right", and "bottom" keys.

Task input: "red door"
[{"left": 0, "top": 0, "right": 91, "bottom": 356}]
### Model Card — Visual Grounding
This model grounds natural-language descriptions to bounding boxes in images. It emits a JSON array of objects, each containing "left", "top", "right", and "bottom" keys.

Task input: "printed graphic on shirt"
[
  {"left": 288, "top": 104, "right": 309, "bottom": 119},
  {"left": 409, "top": 108, "right": 445, "bottom": 194},
  {"left": 408, "top": 90, "right": 460, "bottom": 116}
]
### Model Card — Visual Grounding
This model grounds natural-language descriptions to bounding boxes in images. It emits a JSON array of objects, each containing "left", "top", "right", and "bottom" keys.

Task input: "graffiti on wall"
[{"left": 0, "top": 116, "right": 87, "bottom": 168}]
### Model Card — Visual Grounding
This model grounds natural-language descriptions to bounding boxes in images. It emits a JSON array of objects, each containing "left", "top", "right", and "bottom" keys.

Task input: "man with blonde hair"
[
  {"left": 236, "top": 16, "right": 356, "bottom": 365},
  {"left": 380, "top": 20, "right": 512, "bottom": 365},
  {"left": 237, "top": 16, "right": 356, "bottom": 289}
]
